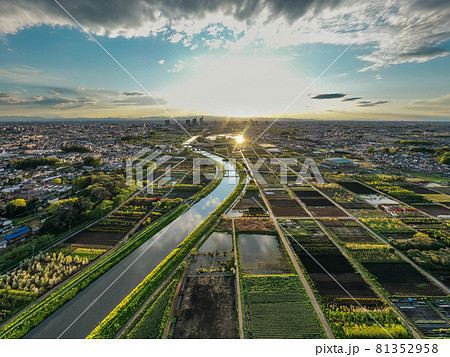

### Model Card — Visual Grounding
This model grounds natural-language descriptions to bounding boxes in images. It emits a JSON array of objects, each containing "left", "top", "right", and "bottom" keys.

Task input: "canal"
[{"left": 25, "top": 151, "right": 238, "bottom": 338}]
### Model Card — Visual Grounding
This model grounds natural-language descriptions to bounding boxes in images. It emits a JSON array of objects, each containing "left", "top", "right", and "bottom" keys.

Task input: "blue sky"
[{"left": 0, "top": 0, "right": 449, "bottom": 120}]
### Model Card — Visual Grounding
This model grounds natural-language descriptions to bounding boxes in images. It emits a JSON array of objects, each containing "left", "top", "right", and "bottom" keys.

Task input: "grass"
[
  {"left": 242, "top": 274, "right": 325, "bottom": 339},
  {"left": 123, "top": 267, "right": 183, "bottom": 339}
]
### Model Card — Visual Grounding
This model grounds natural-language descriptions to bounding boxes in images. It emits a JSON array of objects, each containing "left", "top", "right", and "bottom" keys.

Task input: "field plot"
[
  {"left": 0, "top": 246, "right": 103, "bottom": 323},
  {"left": 64, "top": 230, "right": 123, "bottom": 249},
  {"left": 68, "top": 196, "right": 162, "bottom": 249},
  {"left": 199, "top": 232, "right": 232, "bottom": 252},
  {"left": 325, "top": 304, "right": 410, "bottom": 339},
  {"left": 416, "top": 204, "right": 450, "bottom": 217},
  {"left": 239, "top": 234, "right": 292, "bottom": 274},
  {"left": 321, "top": 219, "right": 380, "bottom": 244},
  {"left": 337, "top": 181, "right": 377, "bottom": 195},
  {"left": 432, "top": 186, "right": 450, "bottom": 195},
  {"left": 314, "top": 183, "right": 376, "bottom": 213},
  {"left": 235, "top": 217, "right": 275, "bottom": 232},
  {"left": 293, "top": 187, "right": 347, "bottom": 217},
  {"left": 171, "top": 275, "right": 239, "bottom": 338},
  {"left": 267, "top": 197, "right": 309, "bottom": 217},
  {"left": 394, "top": 298, "right": 450, "bottom": 338},
  {"left": 242, "top": 275, "right": 325, "bottom": 338},
  {"left": 284, "top": 221, "right": 377, "bottom": 301},
  {"left": 362, "top": 263, "right": 445, "bottom": 296}
]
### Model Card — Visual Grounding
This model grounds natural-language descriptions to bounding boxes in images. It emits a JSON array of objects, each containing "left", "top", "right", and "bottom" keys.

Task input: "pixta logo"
[
  {"left": 126, "top": 149, "right": 172, "bottom": 193},
  {"left": 245, "top": 157, "right": 324, "bottom": 185}
]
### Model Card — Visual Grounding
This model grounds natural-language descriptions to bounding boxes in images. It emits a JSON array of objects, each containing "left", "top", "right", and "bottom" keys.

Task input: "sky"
[{"left": 0, "top": 0, "right": 449, "bottom": 121}]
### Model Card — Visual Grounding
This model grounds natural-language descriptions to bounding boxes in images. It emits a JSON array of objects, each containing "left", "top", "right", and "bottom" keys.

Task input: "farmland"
[
  {"left": 394, "top": 298, "right": 450, "bottom": 338},
  {"left": 242, "top": 275, "right": 325, "bottom": 338},
  {"left": 283, "top": 220, "right": 378, "bottom": 301},
  {"left": 325, "top": 304, "right": 410, "bottom": 338},
  {"left": 171, "top": 275, "right": 239, "bottom": 338},
  {"left": 292, "top": 187, "right": 347, "bottom": 217},
  {"left": 239, "top": 234, "right": 292, "bottom": 275}
]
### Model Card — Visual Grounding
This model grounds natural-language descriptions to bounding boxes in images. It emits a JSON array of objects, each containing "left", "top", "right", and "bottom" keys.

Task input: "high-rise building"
[
  {"left": 192, "top": 117, "right": 197, "bottom": 126},
  {"left": 199, "top": 116, "right": 204, "bottom": 125},
  {"left": 185, "top": 119, "right": 191, "bottom": 126},
  {"left": 164, "top": 119, "right": 170, "bottom": 127}
]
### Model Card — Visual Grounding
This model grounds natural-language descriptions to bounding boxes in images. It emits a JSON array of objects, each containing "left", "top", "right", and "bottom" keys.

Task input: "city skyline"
[{"left": 0, "top": 0, "right": 449, "bottom": 121}]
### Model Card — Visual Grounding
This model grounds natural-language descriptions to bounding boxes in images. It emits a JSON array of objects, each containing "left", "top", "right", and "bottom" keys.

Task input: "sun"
[{"left": 235, "top": 135, "right": 244, "bottom": 144}]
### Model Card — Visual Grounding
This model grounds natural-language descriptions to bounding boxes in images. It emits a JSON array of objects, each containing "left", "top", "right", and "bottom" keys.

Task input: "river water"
[{"left": 25, "top": 151, "right": 238, "bottom": 339}]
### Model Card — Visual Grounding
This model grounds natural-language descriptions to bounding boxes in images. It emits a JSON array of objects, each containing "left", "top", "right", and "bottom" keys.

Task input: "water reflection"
[
  {"left": 25, "top": 151, "right": 239, "bottom": 339},
  {"left": 239, "top": 234, "right": 292, "bottom": 275},
  {"left": 199, "top": 232, "right": 233, "bottom": 252}
]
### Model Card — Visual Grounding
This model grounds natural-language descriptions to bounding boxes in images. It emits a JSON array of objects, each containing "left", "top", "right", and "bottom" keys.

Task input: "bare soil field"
[
  {"left": 301, "top": 198, "right": 335, "bottom": 206},
  {"left": 65, "top": 230, "right": 123, "bottom": 249},
  {"left": 362, "top": 263, "right": 446, "bottom": 296},
  {"left": 413, "top": 204, "right": 450, "bottom": 217},
  {"left": 293, "top": 189, "right": 323, "bottom": 198},
  {"left": 271, "top": 206, "right": 309, "bottom": 217},
  {"left": 171, "top": 275, "right": 239, "bottom": 338},
  {"left": 308, "top": 206, "right": 348, "bottom": 217},
  {"left": 338, "top": 182, "right": 377, "bottom": 195},
  {"left": 267, "top": 198, "right": 299, "bottom": 207}
]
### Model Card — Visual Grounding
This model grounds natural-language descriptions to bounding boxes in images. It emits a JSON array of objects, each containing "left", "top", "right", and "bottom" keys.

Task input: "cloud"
[
  {"left": 0, "top": 1, "right": 448, "bottom": 70},
  {"left": 341, "top": 97, "right": 362, "bottom": 102},
  {"left": 357, "top": 100, "right": 389, "bottom": 107},
  {"left": 0, "top": 65, "right": 62, "bottom": 84},
  {"left": 0, "top": 91, "right": 96, "bottom": 109},
  {"left": 406, "top": 94, "right": 450, "bottom": 114},
  {"left": 0, "top": 92, "right": 26, "bottom": 104},
  {"left": 121, "top": 91, "right": 145, "bottom": 96},
  {"left": 158, "top": 59, "right": 165, "bottom": 65},
  {"left": 311, "top": 93, "right": 346, "bottom": 99}
]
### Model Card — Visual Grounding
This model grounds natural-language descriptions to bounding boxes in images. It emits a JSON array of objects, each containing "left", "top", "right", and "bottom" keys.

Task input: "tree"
[
  {"left": 83, "top": 156, "right": 102, "bottom": 167},
  {"left": 91, "top": 187, "right": 112, "bottom": 202},
  {"left": 6, "top": 199, "right": 27, "bottom": 218},
  {"left": 367, "top": 147, "right": 376, "bottom": 154}
]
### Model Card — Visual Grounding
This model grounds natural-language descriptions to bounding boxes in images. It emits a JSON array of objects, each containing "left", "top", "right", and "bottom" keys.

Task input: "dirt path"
[
  {"left": 232, "top": 218, "right": 244, "bottom": 339},
  {"left": 240, "top": 151, "right": 335, "bottom": 339}
]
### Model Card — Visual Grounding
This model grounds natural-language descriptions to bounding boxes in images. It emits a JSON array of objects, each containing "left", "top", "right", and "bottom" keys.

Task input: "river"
[{"left": 25, "top": 151, "right": 238, "bottom": 339}]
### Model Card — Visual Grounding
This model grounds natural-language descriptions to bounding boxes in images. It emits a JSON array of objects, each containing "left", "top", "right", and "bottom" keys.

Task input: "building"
[
  {"left": 199, "top": 116, "right": 204, "bottom": 125},
  {"left": 192, "top": 118, "right": 197, "bottom": 126},
  {"left": 164, "top": 119, "right": 170, "bottom": 127},
  {"left": 0, "top": 217, "right": 13, "bottom": 233},
  {"left": 0, "top": 238, "right": 6, "bottom": 250},
  {"left": 185, "top": 119, "right": 190, "bottom": 127},
  {"left": 3, "top": 226, "right": 31, "bottom": 242},
  {"left": 322, "top": 157, "right": 355, "bottom": 168}
]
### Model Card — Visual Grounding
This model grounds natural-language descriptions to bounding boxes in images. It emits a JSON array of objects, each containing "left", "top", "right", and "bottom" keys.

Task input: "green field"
[{"left": 242, "top": 274, "right": 325, "bottom": 339}]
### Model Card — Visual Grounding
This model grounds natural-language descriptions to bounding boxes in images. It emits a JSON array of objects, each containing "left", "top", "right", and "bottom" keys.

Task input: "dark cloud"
[
  {"left": 121, "top": 91, "right": 145, "bottom": 96},
  {"left": 0, "top": 1, "right": 448, "bottom": 71},
  {"left": 357, "top": 100, "right": 389, "bottom": 107},
  {"left": 0, "top": 92, "right": 25, "bottom": 104},
  {"left": 399, "top": 46, "right": 449, "bottom": 59},
  {"left": 341, "top": 97, "right": 362, "bottom": 102},
  {"left": 0, "top": 92, "right": 96, "bottom": 109},
  {"left": 311, "top": 93, "right": 346, "bottom": 99}
]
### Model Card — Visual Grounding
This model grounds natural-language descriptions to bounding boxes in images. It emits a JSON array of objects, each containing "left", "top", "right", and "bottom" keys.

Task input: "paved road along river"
[{"left": 25, "top": 151, "right": 238, "bottom": 338}]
